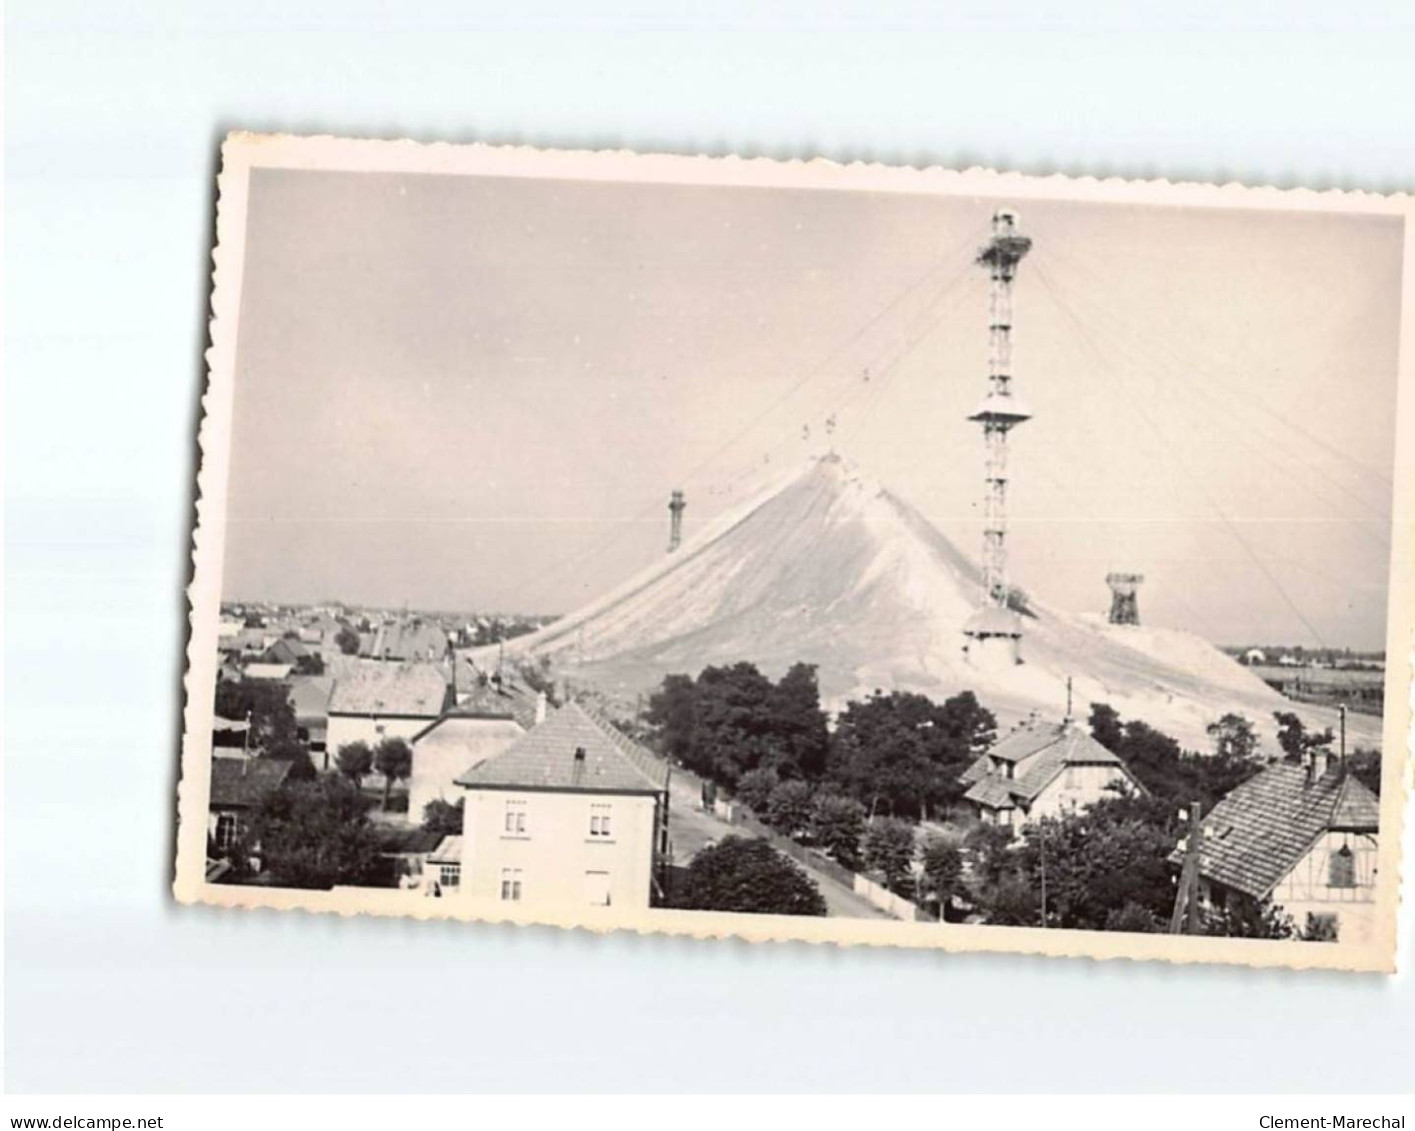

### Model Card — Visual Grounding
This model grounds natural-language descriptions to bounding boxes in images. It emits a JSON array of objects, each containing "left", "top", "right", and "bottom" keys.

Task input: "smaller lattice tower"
[
  {"left": 667, "top": 490, "right": 686, "bottom": 553},
  {"left": 1106, "top": 573, "right": 1144, "bottom": 626}
]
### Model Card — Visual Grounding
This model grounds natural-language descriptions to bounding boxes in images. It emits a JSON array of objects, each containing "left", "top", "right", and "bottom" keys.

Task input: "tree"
[
  {"left": 736, "top": 766, "right": 779, "bottom": 815},
  {"left": 767, "top": 663, "right": 830, "bottom": 778},
  {"left": 1088, "top": 702, "right": 1125, "bottom": 752},
  {"left": 1206, "top": 713, "right": 1258, "bottom": 762},
  {"left": 643, "top": 662, "right": 831, "bottom": 789},
  {"left": 294, "top": 653, "right": 325, "bottom": 676},
  {"left": 335, "top": 626, "right": 361, "bottom": 655},
  {"left": 685, "top": 662, "right": 781, "bottom": 786},
  {"left": 765, "top": 779, "right": 815, "bottom": 839},
  {"left": 1090, "top": 702, "right": 1260, "bottom": 812},
  {"left": 336, "top": 741, "right": 374, "bottom": 789},
  {"left": 1274, "top": 711, "right": 1334, "bottom": 764},
  {"left": 214, "top": 678, "right": 299, "bottom": 754},
  {"left": 972, "top": 793, "right": 1180, "bottom": 931},
  {"left": 265, "top": 740, "right": 316, "bottom": 782},
  {"left": 1349, "top": 748, "right": 1381, "bottom": 797},
  {"left": 1204, "top": 896, "right": 1294, "bottom": 940},
  {"left": 1104, "top": 902, "right": 1162, "bottom": 933},
  {"left": 374, "top": 737, "right": 413, "bottom": 810},
  {"left": 862, "top": 818, "right": 917, "bottom": 893},
  {"left": 811, "top": 793, "right": 866, "bottom": 870},
  {"left": 250, "top": 776, "right": 381, "bottom": 889},
  {"left": 920, "top": 838, "right": 964, "bottom": 919},
  {"left": 828, "top": 690, "right": 996, "bottom": 820},
  {"left": 422, "top": 797, "right": 464, "bottom": 837},
  {"left": 673, "top": 836, "right": 827, "bottom": 916},
  {"left": 644, "top": 673, "right": 697, "bottom": 764}
]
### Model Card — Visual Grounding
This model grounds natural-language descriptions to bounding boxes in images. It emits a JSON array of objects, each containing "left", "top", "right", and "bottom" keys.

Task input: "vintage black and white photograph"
[{"left": 176, "top": 136, "right": 1412, "bottom": 970}]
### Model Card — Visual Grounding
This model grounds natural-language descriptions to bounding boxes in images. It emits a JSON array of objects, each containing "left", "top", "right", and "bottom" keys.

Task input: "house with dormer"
[{"left": 960, "top": 717, "right": 1145, "bottom": 830}]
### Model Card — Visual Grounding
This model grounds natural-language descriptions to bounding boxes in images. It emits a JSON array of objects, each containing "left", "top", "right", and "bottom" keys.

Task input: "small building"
[
  {"left": 406, "top": 685, "right": 541, "bottom": 826},
  {"left": 1242, "top": 648, "right": 1267, "bottom": 666},
  {"left": 1175, "top": 753, "right": 1381, "bottom": 945},
  {"left": 325, "top": 662, "right": 453, "bottom": 765},
  {"left": 453, "top": 702, "right": 671, "bottom": 910},
  {"left": 208, "top": 756, "right": 293, "bottom": 860},
  {"left": 289, "top": 675, "right": 335, "bottom": 768},
  {"left": 426, "top": 835, "right": 464, "bottom": 895},
  {"left": 261, "top": 636, "right": 310, "bottom": 666},
  {"left": 242, "top": 662, "right": 294, "bottom": 683},
  {"left": 361, "top": 619, "right": 451, "bottom": 663},
  {"left": 373, "top": 825, "right": 447, "bottom": 889},
  {"left": 960, "top": 718, "right": 1145, "bottom": 830}
]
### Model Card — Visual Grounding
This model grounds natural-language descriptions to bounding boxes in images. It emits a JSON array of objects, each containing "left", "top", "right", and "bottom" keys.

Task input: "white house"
[
  {"left": 405, "top": 684, "right": 542, "bottom": 824},
  {"left": 1177, "top": 753, "right": 1381, "bottom": 944},
  {"left": 325, "top": 661, "right": 452, "bottom": 771},
  {"left": 452, "top": 702, "right": 670, "bottom": 910},
  {"left": 959, "top": 717, "right": 1145, "bottom": 830}
]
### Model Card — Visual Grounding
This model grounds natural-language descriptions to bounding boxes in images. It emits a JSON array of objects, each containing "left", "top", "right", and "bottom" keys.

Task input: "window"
[
  {"left": 503, "top": 800, "right": 527, "bottom": 836},
  {"left": 214, "top": 812, "right": 239, "bottom": 852},
  {"left": 584, "top": 871, "right": 611, "bottom": 906},
  {"left": 438, "top": 863, "right": 461, "bottom": 889},
  {"left": 589, "top": 803, "right": 613, "bottom": 838},
  {"left": 500, "top": 868, "right": 523, "bottom": 901},
  {"left": 1329, "top": 844, "right": 1356, "bottom": 889}
]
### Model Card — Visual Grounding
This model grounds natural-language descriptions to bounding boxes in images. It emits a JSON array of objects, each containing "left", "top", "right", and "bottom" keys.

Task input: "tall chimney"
[
  {"left": 535, "top": 690, "right": 548, "bottom": 726},
  {"left": 668, "top": 490, "right": 686, "bottom": 553}
]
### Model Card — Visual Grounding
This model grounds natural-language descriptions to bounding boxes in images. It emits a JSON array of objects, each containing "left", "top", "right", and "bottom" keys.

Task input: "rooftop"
[
  {"left": 962, "top": 719, "right": 1136, "bottom": 809},
  {"left": 1177, "top": 762, "right": 1381, "bottom": 900},
  {"left": 455, "top": 701, "right": 670, "bottom": 795},
  {"left": 328, "top": 662, "right": 451, "bottom": 718},
  {"left": 209, "top": 757, "right": 293, "bottom": 809}
]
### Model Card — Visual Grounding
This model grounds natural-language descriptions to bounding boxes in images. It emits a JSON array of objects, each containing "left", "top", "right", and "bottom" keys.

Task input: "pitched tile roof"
[
  {"left": 428, "top": 835, "right": 463, "bottom": 865},
  {"left": 209, "top": 757, "right": 293, "bottom": 809},
  {"left": 288, "top": 675, "right": 335, "bottom": 724},
  {"left": 361, "top": 621, "right": 450, "bottom": 662},
  {"left": 327, "top": 662, "right": 451, "bottom": 718},
  {"left": 1174, "top": 763, "right": 1380, "bottom": 900},
  {"left": 455, "top": 701, "right": 670, "bottom": 794},
  {"left": 448, "top": 673, "right": 540, "bottom": 731},
  {"left": 962, "top": 720, "right": 1137, "bottom": 809}
]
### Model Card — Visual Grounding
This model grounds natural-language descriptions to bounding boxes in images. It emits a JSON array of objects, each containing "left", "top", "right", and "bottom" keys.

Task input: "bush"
[
  {"left": 766, "top": 780, "right": 814, "bottom": 838},
  {"left": 673, "top": 836, "right": 827, "bottom": 917},
  {"left": 736, "top": 766, "right": 779, "bottom": 815},
  {"left": 862, "top": 817, "right": 916, "bottom": 893},
  {"left": 1104, "top": 902, "right": 1162, "bottom": 934},
  {"left": 811, "top": 793, "right": 866, "bottom": 870}
]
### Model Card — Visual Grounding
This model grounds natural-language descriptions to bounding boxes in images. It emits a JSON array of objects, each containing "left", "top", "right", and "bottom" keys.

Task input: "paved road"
[{"left": 663, "top": 770, "right": 889, "bottom": 921}]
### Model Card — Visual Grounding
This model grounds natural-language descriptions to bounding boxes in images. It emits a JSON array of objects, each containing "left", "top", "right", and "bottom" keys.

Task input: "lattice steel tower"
[
  {"left": 968, "top": 209, "right": 1033, "bottom": 609},
  {"left": 1106, "top": 573, "right": 1144, "bottom": 626},
  {"left": 667, "top": 490, "right": 686, "bottom": 553}
]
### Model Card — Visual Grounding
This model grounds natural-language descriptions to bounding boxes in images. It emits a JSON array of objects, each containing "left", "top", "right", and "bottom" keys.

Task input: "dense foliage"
[
  {"left": 827, "top": 690, "right": 996, "bottom": 820},
  {"left": 250, "top": 776, "right": 382, "bottom": 890},
  {"left": 422, "top": 797, "right": 465, "bottom": 837},
  {"left": 645, "top": 662, "right": 828, "bottom": 787},
  {"left": 336, "top": 741, "right": 374, "bottom": 788},
  {"left": 374, "top": 737, "right": 413, "bottom": 810},
  {"left": 970, "top": 792, "right": 1181, "bottom": 931},
  {"left": 1088, "top": 703, "right": 1260, "bottom": 812},
  {"left": 673, "top": 836, "right": 827, "bottom": 916}
]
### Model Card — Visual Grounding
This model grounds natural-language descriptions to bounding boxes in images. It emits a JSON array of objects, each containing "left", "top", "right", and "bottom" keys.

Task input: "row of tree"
[{"left": 646, "top": 662, "right": 996, "bottom": 820}]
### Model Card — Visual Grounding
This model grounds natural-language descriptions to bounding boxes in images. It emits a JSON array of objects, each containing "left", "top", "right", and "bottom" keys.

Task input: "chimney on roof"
[
  {"left": 535, "top": 690, "right": 548, "bottom": 725},
  {"left": 574, "top": 745, "right": 586, "bottom": 763}
]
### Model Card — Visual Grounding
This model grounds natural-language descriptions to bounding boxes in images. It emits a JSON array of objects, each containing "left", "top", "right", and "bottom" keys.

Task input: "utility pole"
[{"left": 1169, "top": 800, "right": 1205, "bottom": 934}]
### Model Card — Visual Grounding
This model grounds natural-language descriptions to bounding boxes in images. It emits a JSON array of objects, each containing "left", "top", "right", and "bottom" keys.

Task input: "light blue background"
[{"left": 6, "top": 1, "right": 1414, "bottom": 1093}]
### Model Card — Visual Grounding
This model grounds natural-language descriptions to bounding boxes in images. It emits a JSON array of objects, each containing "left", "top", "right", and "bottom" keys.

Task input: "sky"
[{"left": 221, "top": 167, "right": 1404, "bottom": 650}]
